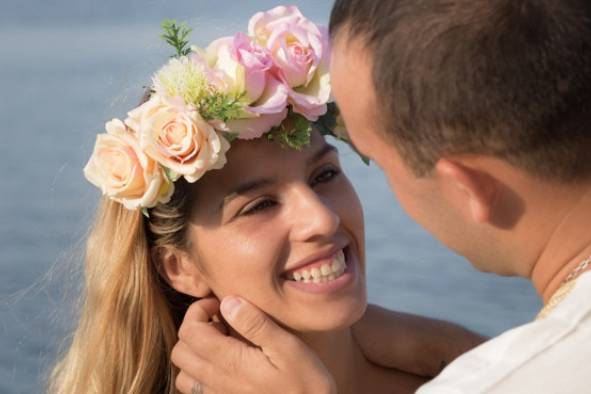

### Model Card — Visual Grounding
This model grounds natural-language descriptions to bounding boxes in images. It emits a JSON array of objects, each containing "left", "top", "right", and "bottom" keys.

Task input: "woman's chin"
[{"left": 281, "top": 296, "right": 368, "bottom": 333}]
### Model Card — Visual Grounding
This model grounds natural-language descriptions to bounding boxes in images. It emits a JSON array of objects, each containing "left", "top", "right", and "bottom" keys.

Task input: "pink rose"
[
  {"left": 83, "top": 119, "right": 173, "bottom": 209},
  {"left": 249, "top": 5, "right": 331, "bottom": 121},
  {"left": 126, "top": 95, "right": 230, "bottom": 183},
  {"left": 205, "top": 33, "right": 289, "bottom": 139}
]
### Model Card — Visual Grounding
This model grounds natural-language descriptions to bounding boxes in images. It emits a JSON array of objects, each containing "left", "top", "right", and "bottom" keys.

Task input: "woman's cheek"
[{"left": 200, "top": 227, "right": 284, "bottom": 298}]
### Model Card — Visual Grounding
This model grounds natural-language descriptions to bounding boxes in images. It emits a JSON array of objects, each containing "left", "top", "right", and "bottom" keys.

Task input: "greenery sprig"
[
  {"left": 315, "top": 103, "right": 370, "bottom": 165},
  {"left": 314, "top": 102, "right": 339, "bottom": 138},
  {"left": 161, "top": 19, "right": 193, "bottom": 58},
  {"left": 158, "top": 20, "right": 368, "bottom": 165},
  {"left": 267, "top": 112, "right": 312, "bottom": 150},
  {"left": 199, "top": 92, "right": 246, "bottom": 122}
]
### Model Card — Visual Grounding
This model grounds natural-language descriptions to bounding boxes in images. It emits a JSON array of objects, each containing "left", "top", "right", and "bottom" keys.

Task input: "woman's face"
[{"left": 186, "top": 131, "right": 366, "bottom": 332}]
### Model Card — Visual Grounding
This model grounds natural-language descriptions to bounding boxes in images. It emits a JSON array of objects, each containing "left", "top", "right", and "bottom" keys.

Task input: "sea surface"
[{"left": 0, "top": 1, "right": 541, "bottom": 393}]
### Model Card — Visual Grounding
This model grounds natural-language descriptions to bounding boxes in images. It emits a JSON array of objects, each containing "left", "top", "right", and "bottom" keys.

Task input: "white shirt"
[{"left": 417, "top": 271, "right": 591, "bottom": 394}]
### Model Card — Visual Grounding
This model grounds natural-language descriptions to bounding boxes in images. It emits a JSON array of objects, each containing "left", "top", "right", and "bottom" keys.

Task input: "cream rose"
[
  {"left": 126, "top": 95, "right": 230, "bottom": 183},
  {"left": 83, "top": 119, "right": 173, "bottom": 209}
]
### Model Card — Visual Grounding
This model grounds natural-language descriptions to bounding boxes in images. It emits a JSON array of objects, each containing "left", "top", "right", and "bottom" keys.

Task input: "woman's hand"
[
  {"left": 353, "top": 304, "right": 487, "bottom": 378},
  {"left": 171, "top": 296, "right": 336, "bottom": 394}
]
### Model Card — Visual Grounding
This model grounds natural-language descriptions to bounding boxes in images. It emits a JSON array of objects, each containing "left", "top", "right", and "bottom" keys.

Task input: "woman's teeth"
[{"left": 290, "top": 249, "right": 346, "bottom": 283}]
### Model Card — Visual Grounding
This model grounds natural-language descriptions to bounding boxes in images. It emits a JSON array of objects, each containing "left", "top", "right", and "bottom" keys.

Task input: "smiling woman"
[
  {"left": 50, "top": 120, "right": 427, "bottom": 394},
  {"left": 163, "top": 133, "right": 368, "bottom": 334},
  {"left": 47, "top": 6, "right": 427, "bottom": 394}
]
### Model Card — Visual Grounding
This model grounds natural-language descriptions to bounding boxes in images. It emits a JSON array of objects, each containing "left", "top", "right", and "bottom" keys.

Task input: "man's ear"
[
  {"left": 435, "top": 158, "right": 497, "bottom": 224},
  {"left": 152, "top": 246, "right": 211, "bottom": 298}
]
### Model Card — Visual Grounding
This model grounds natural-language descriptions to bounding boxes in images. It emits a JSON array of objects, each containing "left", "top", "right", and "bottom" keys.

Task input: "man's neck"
[{"left": 530, "top": 186, "right": 591, "bottom": 303}]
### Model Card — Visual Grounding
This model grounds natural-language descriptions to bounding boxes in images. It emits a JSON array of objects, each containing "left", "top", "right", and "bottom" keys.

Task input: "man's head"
[
  {"left": 330, "top": 0, "right": 591, "bottom": 180},
  {"left": 329, "top": 0, "right": 591, "bottom": 274}
]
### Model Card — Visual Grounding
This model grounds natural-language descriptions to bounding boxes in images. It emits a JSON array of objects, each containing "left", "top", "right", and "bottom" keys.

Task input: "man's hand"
[
  {"left": 353, "top": 304, "right": 487, "bottom": 378},
  {"left": 171, "top": 297, "right": 336, "bottom": 394}
]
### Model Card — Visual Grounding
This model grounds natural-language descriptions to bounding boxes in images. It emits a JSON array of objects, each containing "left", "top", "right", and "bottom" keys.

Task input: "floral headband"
[{"left": 84, "top": 5, "right": 357, "bottom": 216}]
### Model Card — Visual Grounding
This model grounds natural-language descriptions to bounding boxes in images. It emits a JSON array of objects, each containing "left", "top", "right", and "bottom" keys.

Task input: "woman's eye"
[
  {"left": 241, "top": 199, "right": 277, "bottom": 216},
  {"left": 311, "top": 167, "right": 341, "bottom": 187}
]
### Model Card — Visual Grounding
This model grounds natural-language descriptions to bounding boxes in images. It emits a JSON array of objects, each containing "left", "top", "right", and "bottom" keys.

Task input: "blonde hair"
[{"left": 48, "top": 180, "right": 195, "bottom": 394}]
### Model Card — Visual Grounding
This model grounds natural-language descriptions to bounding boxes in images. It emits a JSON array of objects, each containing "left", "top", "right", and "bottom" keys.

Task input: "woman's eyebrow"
[
  {"left": 307, "top": 144, "right": 338, "bottom": 166},
  {"left": 220, "top": 178, "right": 276, "bottom": 210}
]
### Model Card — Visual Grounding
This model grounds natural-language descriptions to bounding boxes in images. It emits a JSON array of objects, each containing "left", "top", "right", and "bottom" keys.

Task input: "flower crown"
[{"left": 84, "top": 5, "right": 356, "bottom": 216}]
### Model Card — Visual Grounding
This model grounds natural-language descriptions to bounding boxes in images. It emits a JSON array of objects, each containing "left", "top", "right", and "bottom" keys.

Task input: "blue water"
[{"left": 0, "top": 1, "right": 541, "bottom": 393}]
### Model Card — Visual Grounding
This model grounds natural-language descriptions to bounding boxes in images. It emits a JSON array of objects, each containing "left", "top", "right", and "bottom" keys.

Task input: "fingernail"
[{"left": 221, "top": 297, "right": 242, "bottom": 320}]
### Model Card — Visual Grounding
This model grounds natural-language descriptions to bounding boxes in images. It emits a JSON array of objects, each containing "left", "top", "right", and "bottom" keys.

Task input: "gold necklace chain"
[
  {"left": 536, "top": 255, "right": 591, "bottom": 320},
  {"left": 562, "top": 256, "right": 591, "bottom": 284}
]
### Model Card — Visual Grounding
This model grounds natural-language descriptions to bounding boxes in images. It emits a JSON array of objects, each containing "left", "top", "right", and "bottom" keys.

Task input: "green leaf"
[
  {"left": 267, "top": 112, "right": 312, "bottom": 150},
  {"left": 199, "top": 92, "right": 245, "bottom": 122},
  {"left": 312, "top": 102, "right": 370, "bottom": 166},
  {"left": 160, "top": 19, "right": 193, "bottom": 58},
  {"left": 314, "top": 102, "right": 338, "bottom": 137},
  {"left": 223, "top": 132, "right": 240, "bottom": 142}
]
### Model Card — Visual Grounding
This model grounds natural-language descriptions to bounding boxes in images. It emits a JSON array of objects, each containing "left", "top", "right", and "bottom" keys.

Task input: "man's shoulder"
[{"left": 418, "top": 273, "right": 591, "bottom": 394}]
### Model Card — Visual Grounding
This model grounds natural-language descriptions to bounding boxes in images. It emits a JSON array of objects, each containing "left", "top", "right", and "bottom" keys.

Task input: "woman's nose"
[{"left": 287, "top": 184, "right": 340, "bottom": 242}]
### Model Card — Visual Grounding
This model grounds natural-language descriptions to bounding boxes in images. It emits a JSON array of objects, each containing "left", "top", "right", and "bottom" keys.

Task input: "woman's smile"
[{"left": 282, "top": 246, "right": 359, "bottom": 295}]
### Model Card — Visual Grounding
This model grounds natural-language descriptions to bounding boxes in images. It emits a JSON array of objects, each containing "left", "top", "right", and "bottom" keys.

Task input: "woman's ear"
[
  {"left": 152, "top": 246, "right": 211, "bottom": 298},
  {"left": 435, "top": 158, "right": 498, "bottom": 224}
]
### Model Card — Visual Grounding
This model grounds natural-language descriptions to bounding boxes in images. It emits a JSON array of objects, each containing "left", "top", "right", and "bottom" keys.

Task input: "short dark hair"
[{"left": 330, "top": 0, "right": 591, "bottom": 181}]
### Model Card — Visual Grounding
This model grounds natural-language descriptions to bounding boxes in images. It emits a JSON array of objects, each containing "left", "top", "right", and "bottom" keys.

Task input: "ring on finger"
[{"left": 191, "top": 381, "right": 203, "bottom": 394}]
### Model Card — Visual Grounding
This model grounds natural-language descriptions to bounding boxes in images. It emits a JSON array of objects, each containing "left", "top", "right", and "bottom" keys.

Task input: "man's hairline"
[
  {"left": 331, "top": 23, "right": 503, "bottom": 180},
  {"left": 331, "top": 25, "right": 438, "bottom": 178}
]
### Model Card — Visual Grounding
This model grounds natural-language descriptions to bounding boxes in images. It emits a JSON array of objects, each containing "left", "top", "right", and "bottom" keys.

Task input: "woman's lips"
[
  {"left": 283, "top": 247, "right": 357, "bottom": 294},
  {"left": 286, "top": 249, "right": 346, "bottom": 283}
]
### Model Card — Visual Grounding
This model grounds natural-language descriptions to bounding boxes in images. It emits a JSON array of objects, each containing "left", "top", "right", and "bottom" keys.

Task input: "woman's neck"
[{"left": 297, "top": 328, "right": 370, "bottom": 394}]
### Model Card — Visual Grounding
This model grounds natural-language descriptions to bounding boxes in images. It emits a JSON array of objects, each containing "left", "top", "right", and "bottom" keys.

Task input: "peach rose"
[
  {"left": 83, "top": 119, "right": 173, "bottom": 209},
  {"left": 126, "top": 95, "right": 230, "bottom": 183}
]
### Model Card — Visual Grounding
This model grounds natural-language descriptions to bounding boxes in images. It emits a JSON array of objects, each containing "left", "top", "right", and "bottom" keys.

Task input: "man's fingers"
[
  {"left": 173, "top": 297, "right": 335, "bottom": 394},
  {"left": 177, "top": 321, "right": 237, "bottom": 361},
  {"left": 210, "top": 320, "right": 229, "bottom": 335},
  {"left": 221, "top": 296, "right": 291, "bottom": 351},
  {"left": 172, "top": 342, "right": 225, "bottom": 391},
  {"left": 175, "top": 370, "right": 201, "bottom": 394},
  {"left": 178, "top": 298, "right": 222, "bottom": 342},
  {"left": 175, "top": 371, "right": 219, "bottom": 394},
  {"left": 184, "top": 297, "right": 221, "bottom": 323}
]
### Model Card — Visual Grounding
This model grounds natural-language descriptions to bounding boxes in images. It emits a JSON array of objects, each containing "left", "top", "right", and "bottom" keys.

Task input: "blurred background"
[{"left": 0, "top": 1, "right": 541, "bottom": 393}]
